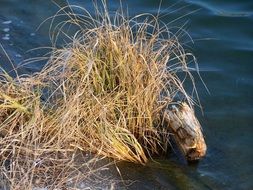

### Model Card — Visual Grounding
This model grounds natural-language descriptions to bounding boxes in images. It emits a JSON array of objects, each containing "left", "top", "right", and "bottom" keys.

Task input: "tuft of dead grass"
[
  {"left": 35, "top": 2, "right": 196, "bottom": 164},
  {"left": 0, "top": 73, "right": 103, "bottom": 189},
  {"left": 0, "top": 1, "right": 200, "bottom": 189}
]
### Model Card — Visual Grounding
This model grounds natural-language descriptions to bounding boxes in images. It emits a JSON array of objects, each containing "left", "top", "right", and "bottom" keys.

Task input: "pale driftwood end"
[{"left": 164, "top": 102, "right": 207, "bottom": 161}]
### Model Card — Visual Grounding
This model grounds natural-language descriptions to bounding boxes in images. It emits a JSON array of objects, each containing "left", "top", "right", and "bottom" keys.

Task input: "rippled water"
[{"left": 0, "top": 0, "right": 252, "bottom": 189}]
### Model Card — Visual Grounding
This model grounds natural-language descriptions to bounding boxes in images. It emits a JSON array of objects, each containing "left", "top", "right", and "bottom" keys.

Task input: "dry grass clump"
[
  {"left": 0, "top": 73, "right": 42, "bottom": 189},
  {"left": 0, "top": 2, "right": 199, "bottom": 189},
  {"left": 0, "top": 73, "right": 111, "bottom": 189},
  {"left": 35, "top": 3, "right": 195, "bottom": 164}
]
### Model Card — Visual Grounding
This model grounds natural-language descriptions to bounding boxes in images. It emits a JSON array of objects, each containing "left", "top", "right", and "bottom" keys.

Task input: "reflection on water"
[{"left": 0, "top": 0, "right": 252, "bottom": 189}]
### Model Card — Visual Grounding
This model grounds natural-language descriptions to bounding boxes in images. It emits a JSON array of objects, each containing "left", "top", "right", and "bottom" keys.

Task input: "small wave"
[
  {"left": 186, "top": 0, "right": 252, "bottom": 18},
  {"left": 2, "top": 20, "right": 12, "bottom": 24},
  {"left": 2, "top": 35, "right": 10, "bottom": 41},
  {"left": 216, "top": 11, "right": 252, "bottom": 18},
  {"left": 3, "top": 28, "right": 10, "bottom": 32}
]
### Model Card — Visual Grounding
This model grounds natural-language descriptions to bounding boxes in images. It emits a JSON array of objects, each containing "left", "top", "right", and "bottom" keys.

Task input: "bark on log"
[{"left": 164, "top": 102, "right": 207, "bottom": 161}]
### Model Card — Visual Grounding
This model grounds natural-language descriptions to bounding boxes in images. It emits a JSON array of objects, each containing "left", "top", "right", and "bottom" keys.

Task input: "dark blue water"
[{"left": 0, "top": 0, "right": 252, "bottom": 189}]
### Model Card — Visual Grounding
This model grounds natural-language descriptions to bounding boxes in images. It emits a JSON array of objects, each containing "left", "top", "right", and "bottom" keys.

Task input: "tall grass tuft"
[{"left": 35, "top": 2, "right": 196, "bottom": 164}]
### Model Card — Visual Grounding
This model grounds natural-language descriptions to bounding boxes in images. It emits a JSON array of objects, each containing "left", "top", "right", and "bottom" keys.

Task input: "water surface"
[{"left": 0, "top": 0, "right": 252, "bottom": 189}]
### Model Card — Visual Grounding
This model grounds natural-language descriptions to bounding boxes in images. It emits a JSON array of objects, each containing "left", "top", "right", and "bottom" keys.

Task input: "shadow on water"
[{"left": 0, "top": 0, "right": 252, "bottom": 189}]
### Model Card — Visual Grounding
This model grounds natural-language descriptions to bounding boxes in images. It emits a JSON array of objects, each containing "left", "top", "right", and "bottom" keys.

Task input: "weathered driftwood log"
[{"left": 164, "top": 102, "right": 207, "bottom": 161}]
